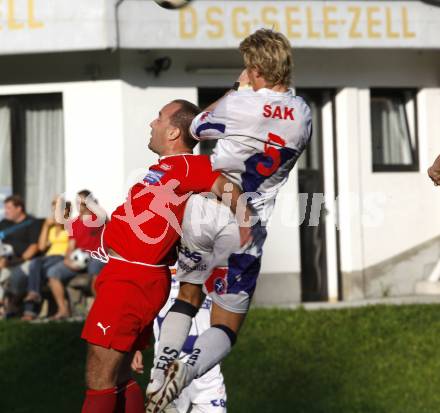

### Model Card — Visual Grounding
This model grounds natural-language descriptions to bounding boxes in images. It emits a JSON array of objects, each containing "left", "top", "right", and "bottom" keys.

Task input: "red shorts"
[{"left": 81, "top": 258, "right": 171, "bottom": 352}]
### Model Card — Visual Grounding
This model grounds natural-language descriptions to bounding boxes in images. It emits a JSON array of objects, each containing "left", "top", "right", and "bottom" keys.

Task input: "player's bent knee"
[
  {"left": 212, "top": 324, "right": 237, "bottom": 346},
  {"left": 177, "top": 283, "right": 203, "bottom": 307},
  {"left": 85, "top": 344, "right": 124, "bottom": 390},
  {"left": 170, "top": 298, "right": 199, "bottom": 317},
  {"left": 211, "top": 304, "right": 246, "bottom": 334}
]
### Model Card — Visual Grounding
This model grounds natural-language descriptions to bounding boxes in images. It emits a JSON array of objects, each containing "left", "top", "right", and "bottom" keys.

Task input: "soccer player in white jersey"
[
  {"left": 136, "top": 194, "right": 238, "bottom": 412},
  {"left": 146, "top": 29, "right": 312, "bottom": 412},
  {"left": 152, "top": 279, "right": 227, "bottom": 413},
  {"left": 133, "top": 278, "right": 228, "bottom": 413}
]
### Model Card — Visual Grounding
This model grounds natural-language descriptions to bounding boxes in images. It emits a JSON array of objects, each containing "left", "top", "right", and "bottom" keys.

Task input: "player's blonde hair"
[{"left": 239, "top": 29, "right": 293, "bottom": 87}]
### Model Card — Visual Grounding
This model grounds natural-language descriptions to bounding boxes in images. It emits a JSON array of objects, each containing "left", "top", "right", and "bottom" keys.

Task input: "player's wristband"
[{"left": 232, "top": 81, "right": 240, "bottom": 91}]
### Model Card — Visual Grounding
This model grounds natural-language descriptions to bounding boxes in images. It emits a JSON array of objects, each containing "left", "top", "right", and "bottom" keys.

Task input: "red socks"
[
  {"left": 81, "top": 380, "right": 144, "bottom": 413},
  {"left": 82, "top": 387, "right": 117, "bottom": 413},
  {"left": 120, "top": 380, "right": 145, "bottom": 413}
]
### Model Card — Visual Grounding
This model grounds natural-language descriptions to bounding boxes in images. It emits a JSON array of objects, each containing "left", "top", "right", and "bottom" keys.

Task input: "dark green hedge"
[{"left": 2, "top": 305, "right": 440, "bottom": 413}]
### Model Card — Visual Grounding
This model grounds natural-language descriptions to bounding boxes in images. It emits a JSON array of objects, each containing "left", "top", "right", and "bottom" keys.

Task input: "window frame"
[
  {"left": 370, "top": 88, "right": 419, "bottom": 173},
  {"left": 0, "top": 93, "right": 64, "bottom": 214}
]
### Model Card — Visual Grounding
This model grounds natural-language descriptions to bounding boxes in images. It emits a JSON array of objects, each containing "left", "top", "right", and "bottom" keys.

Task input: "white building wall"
[
  {"left": 63, "top": 81, "right": 125, "bottom": 214},
  {"left": 335, "top": 88, "right": 366, "bottom": 274},
  {"left": 262, "top": 170, "right": 301, "bottom": 275},
  {"left": 335, "top": 87, "right": 440, "bottom": 294},
  {"left": 334, "top": 86, "right": 440, "bottom": 300},
  {"left": 359, "top": 88, "right": 440, "bottom": 268},
  {"left": 120, "top": 83, "right": 198, "bottom": 191},
  {"left": 0, "top": 80, "right": 126, "bottom": 215}
]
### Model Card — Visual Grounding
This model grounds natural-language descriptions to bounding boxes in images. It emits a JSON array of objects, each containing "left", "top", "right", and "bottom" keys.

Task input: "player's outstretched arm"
[
  {"left": 211, "top": 174, "right": 253, "bottom": 247},
  {"left": 189, "top": 70, "right": 250, "bottom": 143},
  {"left": 428, "top": 154, "right": 440, "bottom": 186},
  {"left": 203, "top": 70, "right": 250, "bottom": 112}
]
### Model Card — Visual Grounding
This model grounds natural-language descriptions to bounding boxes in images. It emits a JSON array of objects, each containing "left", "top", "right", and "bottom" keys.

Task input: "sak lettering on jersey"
[
  {"left": 263, "top": 105, "right": 295, "bottom": 120},
  {"left": 143, "top": 169, "right": 165, "bottom": 184},
  {"left": 190, "top": 89, "right": 311, "bottom": 216}
]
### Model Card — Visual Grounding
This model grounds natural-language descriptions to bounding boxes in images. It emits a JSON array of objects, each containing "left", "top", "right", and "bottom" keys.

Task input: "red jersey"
[
  {"left": 104, "top": 154, "right": 220, "bottom": 265},
  {"left": 69, "top": 215, "right": 104, "bottom": 251}
]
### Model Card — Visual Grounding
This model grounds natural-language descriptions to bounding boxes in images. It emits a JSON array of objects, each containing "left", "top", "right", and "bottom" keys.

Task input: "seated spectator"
[
  {"left": 0, "top": 195, "right": 42, "bottom": 318},
  {"left": 21, "top": 199, "right": 72, "bottom": 321},
  {"left": 46, "top": 189, "right": 106, "bottom": 320}
]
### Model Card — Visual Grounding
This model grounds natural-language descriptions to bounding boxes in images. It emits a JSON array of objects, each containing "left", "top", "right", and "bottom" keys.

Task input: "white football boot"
[
  {"left": 163, "top": 402, "right": 179, "bottom": 413},
  {"left": 145, "top": 360, "right": 189, "bottom": 413}
]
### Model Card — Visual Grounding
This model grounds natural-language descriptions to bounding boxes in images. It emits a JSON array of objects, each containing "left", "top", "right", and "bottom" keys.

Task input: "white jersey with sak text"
[
  {"left": 190, "top": 88, "right": 312, "bottom": 222},
  {"left": 189, "top": 88, "right": 312, "bottom": 309}
]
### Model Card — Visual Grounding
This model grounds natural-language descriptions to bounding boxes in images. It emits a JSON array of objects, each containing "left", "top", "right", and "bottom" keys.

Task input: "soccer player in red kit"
[{"left": 80, "top": 100, "right": 249, "bottom": 413}]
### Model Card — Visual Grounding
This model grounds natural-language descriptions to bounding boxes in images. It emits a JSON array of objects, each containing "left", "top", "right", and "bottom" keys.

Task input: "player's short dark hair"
[
  {"left": 64, "top": 201, "right": 72, "bottom": 212},
  {"left": 77, "top": 189, "right": 92, "bottom": 198},
  {"left": 170, "top": 100, "right": 201, "bottom": 150},
  {"left": 77, "top": 189, "right": 93, "bottom": 198},
  {"left": 4, "top": 195, "right": 25, "bottom": 213},
  {"left": 77, "top": 189, "right": 98, "bottom": 204}
]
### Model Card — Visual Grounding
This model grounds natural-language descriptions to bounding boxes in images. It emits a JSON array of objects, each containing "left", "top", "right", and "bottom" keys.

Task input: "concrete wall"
[
  {"left": 117, "top": 49, "right": 440, "bottom": 89},
  {"left": 335, "top": 86, "right": 440, "bottom": 300},
  {"left": 342, "top": 236, "right": 440, "bottom": 300},
  {"left": 120, "top": 83, "right": 197, "bottom": 191},
  {"left": 359, "top": 89, "right": 440, "bottom": 267}
]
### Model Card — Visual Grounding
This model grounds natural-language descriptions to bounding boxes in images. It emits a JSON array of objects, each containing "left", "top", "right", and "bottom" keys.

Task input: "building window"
[
  {"left": 296, "top": 90, "right": 323, "bottom": 172},
  {"left": 0, "top": 94, "right": 65, "bottom": 217},
  {"left": 370, "top": 89, "right": 418, "bottom": 172}
]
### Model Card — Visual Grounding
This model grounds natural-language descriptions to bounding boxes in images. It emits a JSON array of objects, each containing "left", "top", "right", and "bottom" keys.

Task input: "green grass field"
[{"left": 2, "top": 305, "right": 440, "bottom": 413}]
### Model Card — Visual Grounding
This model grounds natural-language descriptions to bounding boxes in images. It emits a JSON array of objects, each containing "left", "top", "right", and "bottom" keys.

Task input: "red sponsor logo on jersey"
[{"left": 262, "top": 105, "right": 295, "bottom": 120}]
